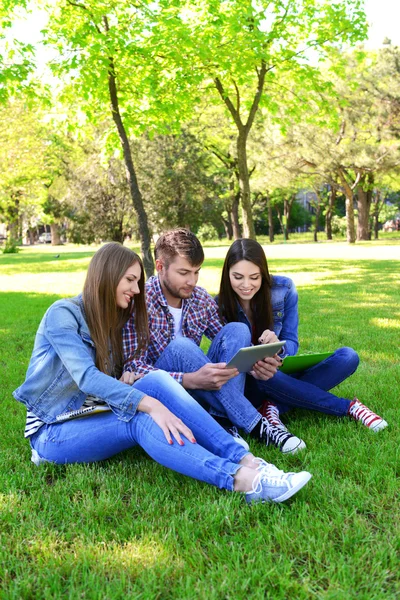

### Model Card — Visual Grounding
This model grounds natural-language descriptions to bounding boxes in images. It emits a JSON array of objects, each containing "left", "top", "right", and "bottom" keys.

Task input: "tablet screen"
[{"left": 226, "top": 341, "right": 286, "bottom": 372}]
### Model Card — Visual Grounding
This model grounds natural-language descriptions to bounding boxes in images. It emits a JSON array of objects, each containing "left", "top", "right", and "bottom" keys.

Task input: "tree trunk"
[
  {"left": 7, "top": 195, "right": 20, "bottom": 243},
  {"left": 338, "top": 169, "right": 356, "bottom": 244},
  {"left": 357, "top": 173, "right": 373, "bottom": 241},
  {"left": 374, "top": 212, "right": 379, "bottom": 239},
  {"left": 104, "top": 17, "right": 154, "bottom": 277},
  {"left": 231, "top": 190, "right": 241, "bottom": 240},
  {"left": 222, "top": 216, "right": 233, "bottom": 240},
  {"left": 237, "top": 131, "right": 256, "bottom": 239},
  {"left": 357, "top": 187, "right": 370, "bottom": 240},
  {"left": 314, "top": 201, "right": 320, "bottom": 242},
  {"left": 50, "top": 223, "right": 61, "bottom": 245},
  {"left": 267, "top": 196, "right": 274, "bottom": 243},
  {"left": 357, "top": 174, "right": 373, "bottom": 240},
  {"left": 371, "top": 190, "right": 382, "bottom": 240},
  {"left": 283, "top": 195, "right": 295, "bottom": 241},
  {"left": 325, "top": 187, "right": 336, "bottom": 240}
]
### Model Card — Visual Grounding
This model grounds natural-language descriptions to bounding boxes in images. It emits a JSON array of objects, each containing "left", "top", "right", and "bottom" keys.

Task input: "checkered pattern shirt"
[{"left": 122, "top": 275, "right": 223, "bottom": 383}]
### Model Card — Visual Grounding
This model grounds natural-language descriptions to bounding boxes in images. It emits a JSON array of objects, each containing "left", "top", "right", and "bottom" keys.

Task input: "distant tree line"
[{"left": 1, "top": 1, "right": 400, "bottom": 268}]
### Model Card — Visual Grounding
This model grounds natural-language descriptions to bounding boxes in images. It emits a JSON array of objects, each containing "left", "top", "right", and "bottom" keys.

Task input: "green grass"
[{"left": 1, "top": 242, "right": 400, "bottom": 599}]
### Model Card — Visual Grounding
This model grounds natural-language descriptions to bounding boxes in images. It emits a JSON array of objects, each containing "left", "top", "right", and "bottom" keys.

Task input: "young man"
[{"left": 122, "top": 229, "right": 305, "bottom": 454}]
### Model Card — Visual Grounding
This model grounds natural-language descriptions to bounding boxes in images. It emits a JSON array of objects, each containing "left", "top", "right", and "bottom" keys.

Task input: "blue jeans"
[
  {"left": 155, "top": 323, "right": 262, "bottom": 433},
  {"left": 245, "top": 347, "right": 360, "bottom": 417},
  {"left": 30, "top": 371, "right": 248, "bottom": 491}
]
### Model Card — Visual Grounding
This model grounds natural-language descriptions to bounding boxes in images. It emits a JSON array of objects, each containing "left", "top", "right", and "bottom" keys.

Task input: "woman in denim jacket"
[
  {"left": 13, "top": 242, "right": 312, "bottom": 505},
  {"left": 217, "top": 239, "right": 388, "bottom": 448}
]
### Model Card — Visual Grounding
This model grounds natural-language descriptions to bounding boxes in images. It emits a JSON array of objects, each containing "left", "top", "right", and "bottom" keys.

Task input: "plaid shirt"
[{"left": 123, "top": 275, "right": 223, "bottom": 383}]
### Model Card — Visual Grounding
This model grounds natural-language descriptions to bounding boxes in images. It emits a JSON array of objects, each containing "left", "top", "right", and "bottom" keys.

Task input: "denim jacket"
[
  {"left": 217, "top": 275, "right": 299, "bottom": 359},
  {"left": 13, "top": 294, "right": 145, "bottom": 423}
]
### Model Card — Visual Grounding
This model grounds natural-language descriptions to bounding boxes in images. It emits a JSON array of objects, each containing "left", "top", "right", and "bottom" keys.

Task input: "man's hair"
[{"left": 155, "top": 228, "right": 204, "bottom": 267}]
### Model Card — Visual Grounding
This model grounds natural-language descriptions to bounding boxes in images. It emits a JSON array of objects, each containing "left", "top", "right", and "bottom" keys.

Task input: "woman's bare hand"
[
  {"left": 120, "top": 371, "right": 144, "bottom": 385},
  {"left": 250, "top": 354, "right": 282, "bottom": 380},
  {"left": 138, "top": 395, "right": 196, "bottom": 445},
  {"left": 258, "top": 329, "right": 279, "bottom": 345}
]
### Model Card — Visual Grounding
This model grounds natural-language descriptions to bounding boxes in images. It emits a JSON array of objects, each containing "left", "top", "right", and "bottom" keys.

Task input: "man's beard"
[{"left": 163, "top": 276, "right": 193, "bottom": 299}]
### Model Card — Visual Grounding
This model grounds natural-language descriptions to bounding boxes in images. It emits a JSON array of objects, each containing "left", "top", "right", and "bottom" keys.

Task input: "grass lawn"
[{"left": 1, "top": 241, "right": 399, "bottom": 599}]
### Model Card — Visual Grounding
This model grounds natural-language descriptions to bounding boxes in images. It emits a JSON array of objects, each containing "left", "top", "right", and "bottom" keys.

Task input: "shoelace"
[
  {"left": 228, "top": 426, "right": 242, "bottom": 439},
  {"left": 263, "top": 403, "right": 288, "bottom": 431},
  {"left": 250, "top": 467, "right": 290, "bottom": 494},
  {"left": 260, "top": 417, "right": 294, "bottom": 447},
  {"left": 252, "top": 457, "right": 283, "bottom": 476},
  {"left": 350, "top": 401, "right": 382, "bottom": 427}
]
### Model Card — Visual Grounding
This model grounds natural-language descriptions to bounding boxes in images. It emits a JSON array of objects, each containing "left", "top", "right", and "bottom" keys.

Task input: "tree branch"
[
  {"left": 245, "top": 59, "right": 267, "bottom": 133},
  {"left": 214, "top": 77, "right": 243, "bottom": 131}
]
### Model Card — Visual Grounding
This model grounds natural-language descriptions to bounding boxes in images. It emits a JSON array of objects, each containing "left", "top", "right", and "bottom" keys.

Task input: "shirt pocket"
[
  {"left": 150, "top": 325, "right": 171, "bottom": 352},
  {"left": 185, "top": 318, "right": 207, "bottom": 344},
  {"left": 273, "top": 303, "right": 285, "bottom": 338}
]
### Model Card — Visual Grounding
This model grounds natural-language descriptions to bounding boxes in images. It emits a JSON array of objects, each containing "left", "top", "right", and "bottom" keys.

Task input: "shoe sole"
[{"left": 273, "top": 472, "right": 312, "bottom": 503}]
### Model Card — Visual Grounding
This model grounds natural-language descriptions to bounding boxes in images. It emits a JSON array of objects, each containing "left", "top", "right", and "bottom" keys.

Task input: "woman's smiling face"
[
  {"left": 229, "top": 260, "right": 262, "bottom": 304},
  {"left": 115, "top": 261, "right": 142, "bottom": 309}
]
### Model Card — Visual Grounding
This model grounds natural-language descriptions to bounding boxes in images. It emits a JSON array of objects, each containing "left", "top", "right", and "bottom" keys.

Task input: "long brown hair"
[
  {"left": 218, "top": 239, "right": 273, "bottom": 341},
  {"left": 83, "top": 242, "right": 149, "bottom": 376}
]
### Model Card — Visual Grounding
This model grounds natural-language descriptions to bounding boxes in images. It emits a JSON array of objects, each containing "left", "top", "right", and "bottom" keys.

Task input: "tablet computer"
[
  {"left": 226, "top": 341, "right": 286, "bottom": 373},
  {"left": 280, "top": 351, "right": 333, "bottom": 375}
]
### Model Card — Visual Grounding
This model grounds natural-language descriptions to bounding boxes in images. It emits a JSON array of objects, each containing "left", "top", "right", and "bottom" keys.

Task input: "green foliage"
[
  {"left": 197, "top": 223, "right": 220, "bottom": 242},
  {"left": 1, "top": 238, "right": 20, "bottom": 253},
  {"left": 64, "top": 136, "right": 137, "bottom": 244},
  {"left": 132, "top": 131, "right": 224, "bottom": 233},
  {"left": 331, "top": 215, "right": 347, "bottom": 237}
]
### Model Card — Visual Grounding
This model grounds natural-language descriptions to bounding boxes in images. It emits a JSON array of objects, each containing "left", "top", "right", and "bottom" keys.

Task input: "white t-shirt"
[{"left": 168, "top": 305, "right": 183, "bottom": 339}]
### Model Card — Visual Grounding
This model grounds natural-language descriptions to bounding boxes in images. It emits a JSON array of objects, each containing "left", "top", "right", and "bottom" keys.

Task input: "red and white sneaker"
[
  {"left": 258, "top": 401, "right": 288, "bottom": 431},
  {"left": 348, "top": 398, "right": 388, "bottom": 432}
]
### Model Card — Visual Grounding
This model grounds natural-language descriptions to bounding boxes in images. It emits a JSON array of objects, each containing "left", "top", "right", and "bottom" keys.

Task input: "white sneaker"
[
  {"left": 227, "top": 425, "right": 250, "bottom": 451},
  {"left": 245, "top": 467, "right": 312, "bottom": 504}
]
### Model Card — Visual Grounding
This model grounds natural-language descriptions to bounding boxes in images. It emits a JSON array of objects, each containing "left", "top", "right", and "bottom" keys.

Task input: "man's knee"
[
  {"left": 221, "top": 322, "right": 251, "bottom": 344},
  {"left": 167, "top": 337, "right": 202, "bottom": 354}
]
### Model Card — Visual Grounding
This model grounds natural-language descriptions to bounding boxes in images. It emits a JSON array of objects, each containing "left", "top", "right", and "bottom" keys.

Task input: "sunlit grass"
[{"left": 1, "top": 242, "right": 400, "bottom": 599}]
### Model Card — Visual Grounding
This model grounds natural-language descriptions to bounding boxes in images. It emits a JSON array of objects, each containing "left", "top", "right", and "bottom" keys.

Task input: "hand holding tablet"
[{"left": 226, "top": 341, "right": 286, "bottom": 373}]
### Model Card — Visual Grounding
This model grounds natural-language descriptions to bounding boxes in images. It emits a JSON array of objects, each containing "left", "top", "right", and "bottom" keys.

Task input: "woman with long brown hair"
[
  {"left": 217, "top": 239, "right": 388, "bottom": 447},
  {"left": 13, "top": 242, "right": 311, "bottom": 505}
]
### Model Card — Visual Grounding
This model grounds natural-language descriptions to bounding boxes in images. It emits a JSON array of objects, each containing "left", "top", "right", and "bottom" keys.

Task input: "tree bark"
[
  {"left": 231, "top": 190, "right": 241, "bottom": 240},
  {"left": 222, "top": 216, "right": 233, "bottom": 240},
  {"left": 267, "top": 196, "right": 274, "bottom": 243},
  {"left": 371, "top": 189, "right": 382, "bottom": 240},
  {"left": 104, "top": 17, "right": 154, "bottom": 277},
  {"left": 50, "top": 223, "right": 61, "bottom": 245},
  {"left": 313, "top": 201, "right": 320, "bottom": 242},
  {"left": 237, "top": 130, "right": 256, "bottom": 239},
  {"left": 338, "top": 169, "right": 356, "bottom": 244},
  {"left": 325, "top": 187, "right": 336, "bottom": 240},
  {"left": 357, "top": 173, "right": 373, "bottom": 241},
  {"left": 7, "top": 194, "right": 20, "bottom": 243}
]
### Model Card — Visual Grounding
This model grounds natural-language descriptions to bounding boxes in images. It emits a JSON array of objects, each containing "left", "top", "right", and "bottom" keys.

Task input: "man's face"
[{"left": 156, "top": 255, "right": 202, "bottom": 303}]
